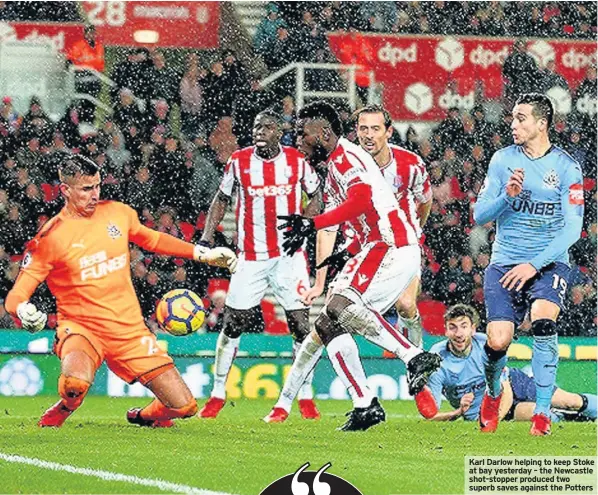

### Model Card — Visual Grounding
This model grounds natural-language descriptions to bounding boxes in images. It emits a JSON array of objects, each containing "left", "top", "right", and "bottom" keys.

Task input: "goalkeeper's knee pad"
[{"left": 58, "top": 375, "right": 91, "bottom": 411}]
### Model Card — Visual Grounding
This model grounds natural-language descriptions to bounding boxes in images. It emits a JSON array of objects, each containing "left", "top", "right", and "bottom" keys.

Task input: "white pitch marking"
[{"left": 0, "top": 452, "right": 237, "bottom": 495}]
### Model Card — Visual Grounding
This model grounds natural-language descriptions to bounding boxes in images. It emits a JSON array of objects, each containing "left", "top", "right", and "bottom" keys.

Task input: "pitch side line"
[{"left": 0, "top": 452, "right": 237, "bottom": 495}]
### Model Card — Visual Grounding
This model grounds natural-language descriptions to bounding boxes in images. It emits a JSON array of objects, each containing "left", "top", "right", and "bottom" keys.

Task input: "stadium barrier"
[{"left": 0, "top": 332, "right": 595, "bottom": 399}]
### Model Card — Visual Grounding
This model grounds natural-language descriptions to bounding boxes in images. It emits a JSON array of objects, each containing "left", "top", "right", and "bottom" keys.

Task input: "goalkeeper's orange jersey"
[{"left": 13, "top": 200, "right": 194, "bottom": 335}]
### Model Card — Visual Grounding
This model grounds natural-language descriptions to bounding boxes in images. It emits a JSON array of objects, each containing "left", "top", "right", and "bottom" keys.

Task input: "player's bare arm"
[
  {"left": 302, "top": 187, "right": 322, "bottom": 219},
  {"left": 200, "top": 190, "right": 231, "bottom": 245},
  {"left": 428, "top": 393, "right": 474, "bottom": 421},
  {"left": 417, "top": 198, "right": 433, "bottom": 227},
  {"left": 301, "top": 229, "right": 337, "bottom": 306}
]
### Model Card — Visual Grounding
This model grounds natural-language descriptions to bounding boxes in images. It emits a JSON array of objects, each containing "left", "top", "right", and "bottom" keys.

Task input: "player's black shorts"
[
  {"left": 484, "top": 262, "right": 571, "bottom": 326},
  {"left": 503, "top": 368, "right": 558, "bottom": 421}
]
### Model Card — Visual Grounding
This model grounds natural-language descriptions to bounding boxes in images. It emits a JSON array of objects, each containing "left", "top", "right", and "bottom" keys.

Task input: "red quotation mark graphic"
[{"left": 292, "top": 463, "right": 331, "bottom": 495}]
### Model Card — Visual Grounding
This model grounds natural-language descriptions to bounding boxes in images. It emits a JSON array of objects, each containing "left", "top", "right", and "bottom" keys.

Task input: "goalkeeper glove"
[
  {"left": 16, "top": 302, "right": 47, "bottom": 333},
  {"left": 194, "top": 244, "right": 238, "bottom": 273},
  {"left": 277, "top": 214, "right": 315, "bottom": 256}
]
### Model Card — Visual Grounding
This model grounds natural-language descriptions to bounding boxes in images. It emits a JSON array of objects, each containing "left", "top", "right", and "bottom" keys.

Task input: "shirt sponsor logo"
[
  {"left": 569, "top": 183, "right": 584, "bottom": 205},
  {"left": 80, "top": 251, "right": 127, "bottom": 281},
  {"left": 247, "top": 184, "right": 293, "bottom": 197}
]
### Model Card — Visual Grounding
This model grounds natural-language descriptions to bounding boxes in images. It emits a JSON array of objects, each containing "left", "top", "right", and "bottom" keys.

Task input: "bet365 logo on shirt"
[{"left": 260, "top": 463, "right": 363, "bottom": 495}]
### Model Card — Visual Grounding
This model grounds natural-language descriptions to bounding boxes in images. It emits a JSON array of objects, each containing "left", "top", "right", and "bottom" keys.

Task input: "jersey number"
[
  {"left": 141, "top": 336, "right": 159, "bottom": 356},
  {"left": 552, "top": 274, "right": 568, "bottom": 303}
]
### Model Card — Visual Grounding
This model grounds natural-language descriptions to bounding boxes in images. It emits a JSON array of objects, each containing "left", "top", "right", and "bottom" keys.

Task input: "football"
[{"left": 156, "top": 289, "right": 206, "bottom": 336}]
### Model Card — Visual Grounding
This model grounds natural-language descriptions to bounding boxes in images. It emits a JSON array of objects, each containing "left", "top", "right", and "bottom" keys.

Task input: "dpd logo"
[{"left": 260, "top": 462, "right": 363, "bottom": 495}]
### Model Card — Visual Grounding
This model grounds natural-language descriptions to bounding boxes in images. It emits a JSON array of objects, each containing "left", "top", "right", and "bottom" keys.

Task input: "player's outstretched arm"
[
  {"left": 5, "top": 272, "right": 46, "bottom": 333},
  {"left": 301, "top": 229, "right": 337, "bottom": 306},
  {"left": 128, "top": 207, "right": 237, "bottom": 273},
  {"left": 428, "top": 393, "right": 474, "bottom": 421},
  {"left": 200, "top": 190, "right": 231, "bottom": 245}
]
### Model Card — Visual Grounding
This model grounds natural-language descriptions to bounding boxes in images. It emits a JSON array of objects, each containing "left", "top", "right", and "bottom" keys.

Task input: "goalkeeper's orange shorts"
[{"left": 53, "top": 319, "right": 174, "bottom": 384}]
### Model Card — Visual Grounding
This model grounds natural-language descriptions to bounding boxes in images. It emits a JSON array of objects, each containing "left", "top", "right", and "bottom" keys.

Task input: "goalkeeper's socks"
[
  {"left": 293, "top": 340, "right": 318, "bottom": 401},
  {"left": 276, "top": 334, "right": 323, "bottom": 411},
  {"left": 532, "top": 334, "right": 558, "bottom": 417},
  {"left": 579, "top": 394, "right": 597, "bottom": 420},
  {"left": 326, "top": 333, "right": 373, "bottom": 409},
  {"left": 211, "top": 333, "right": 240, "bottom": 399},
  {"left": 484, "top": 343, "right": 507, "bottom": 399}
]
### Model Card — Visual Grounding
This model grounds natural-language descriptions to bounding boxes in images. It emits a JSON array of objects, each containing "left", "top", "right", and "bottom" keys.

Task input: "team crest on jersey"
[
  {"left": 21, "top": 252, "right": 32, "bottom": 268},
  {"left": 543, "top": 169, "right": 560, "bottom": 189},
  {"left": 393, "top": 175, "right": 403, "bottom": 189},
  {"left": 107, "top": 222, "right": 122, "bottom": 240}
]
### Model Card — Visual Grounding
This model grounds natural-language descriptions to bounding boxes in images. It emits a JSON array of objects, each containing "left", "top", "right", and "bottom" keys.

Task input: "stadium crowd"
[{"left": 0, "top": 1, "right": 595, "bottom": 337}]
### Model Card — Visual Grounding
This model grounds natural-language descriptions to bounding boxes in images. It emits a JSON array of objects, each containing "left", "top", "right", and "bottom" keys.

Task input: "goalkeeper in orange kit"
[{"left": 4, "top": 154, "right": 237, "bottom": 428}]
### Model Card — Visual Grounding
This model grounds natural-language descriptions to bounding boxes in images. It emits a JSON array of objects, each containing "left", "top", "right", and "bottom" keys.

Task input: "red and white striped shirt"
[
  {"left": 220, "top": 146, "right": 320, "bottom": 261},
  {"left": 321, "top": 138, "right": 418, "bottom": 248},
  {"left": 380, "top": 144, "right": 432, "bottom": 240}
]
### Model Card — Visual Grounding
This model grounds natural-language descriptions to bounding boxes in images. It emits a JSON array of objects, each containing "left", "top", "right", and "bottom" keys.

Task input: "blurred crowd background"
[{"left": 0, "top": 1, "right": 595, "bottom": 337}]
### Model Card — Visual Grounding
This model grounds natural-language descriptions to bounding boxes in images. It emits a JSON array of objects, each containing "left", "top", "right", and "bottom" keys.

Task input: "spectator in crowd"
[
  {"left": 254, "top": 3, "right": 287, "bottom": 55},
  {"left": 67, "top": 25, "right": 105, "bottom": 123},
  {"left": 110, "top": 48, "right": 155, "bottom": 107},
  {"left": 180, "top": 53, "right": 206, "bottom": 140},
  {"left": 150, "top": 50, "right": 181, "bottom": 108},
  {"left": 502, "top": 39, "right": 539, "bottom": 102},
  {"left": 540, "top": 59, "right": 570, "bottom": 93}
]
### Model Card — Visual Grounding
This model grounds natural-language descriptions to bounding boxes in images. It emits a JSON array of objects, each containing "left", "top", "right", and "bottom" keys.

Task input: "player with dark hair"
[
  {"left": 197, "top": 110, "right": 322, "bottom": 420},
  {"left": 415, "top": 304, "right": 596, "bottom": 423},
  {"left": 4, "top": 154, "right": 237, "bottom": 428},
  {"left": 352, "top": 104, "right": 432, "bottom": 346},
  {"left": 272, "top": 101, "right": 441, "bottom": 431},
  {"left": 473, "top": 93, "right": 584, "bottom": 435}
]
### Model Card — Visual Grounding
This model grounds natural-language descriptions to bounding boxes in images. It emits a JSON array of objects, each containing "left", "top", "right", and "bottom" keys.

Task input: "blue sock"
[
  {"left": 579, "top": 394, "right": 597, "bottom": 420},
  {"left": 484, "top": 343, "right": 507, "bottom": 398},
  {"left": 532, "top": 335, "right": 558, "bottom": 417}
]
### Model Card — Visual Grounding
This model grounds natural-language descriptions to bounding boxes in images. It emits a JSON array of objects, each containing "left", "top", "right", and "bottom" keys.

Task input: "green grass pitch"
[{"left": 1, "top": 397, "right": 595, "bottom": 495}]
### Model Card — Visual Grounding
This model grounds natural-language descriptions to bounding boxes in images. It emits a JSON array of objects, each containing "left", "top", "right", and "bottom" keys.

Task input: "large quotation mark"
[{"left": 291, "top": 463, "right": 332, "bottom": 495}]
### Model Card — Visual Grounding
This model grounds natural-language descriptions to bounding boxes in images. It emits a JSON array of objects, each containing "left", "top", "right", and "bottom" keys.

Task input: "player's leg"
[
  {"left": 528, "top": 262, "right": 571, "bottom": 435},
  {"left": 270, "top": 252, "right": 320, "bottom": 420},
  {"left": 316, "top": 297, "right": 385, "bottom": 431},
  {"left": 479, "top": 263, "right": 520, "bottom": 432},
  {"left": 200, "top": 257, "right": 270, "bottom": 418},
  {"left": 329, "top": 244, "right": 440, "bottom": 395},
  {"left": 40, "top": 329, "right": 102, "bottom": 427},
  {"left": 395, "top": 276, "right": 424, "bottom": 348},
  {"left": 127, "top": 365, "right": 197, "bottom": 427},
  {"left": 285, "top": 309, "right": 320, "bottom": 419},
  {"left": 551, "top": 388, "right": 597, "bottom": 421},
  {"left": 266, "top": 329, "right": 324, "bottom": 423}
]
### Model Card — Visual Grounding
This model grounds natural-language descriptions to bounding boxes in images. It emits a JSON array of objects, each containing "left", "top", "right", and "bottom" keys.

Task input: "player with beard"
[
  {"left": 416, "top": 304, "right": 596, "bottom": 424},
  {"left": 198, "top": 110, "right": 322, "bottom": 420},
  {"left": 269, "top": 101, "right": 441, "bottom": 431}
]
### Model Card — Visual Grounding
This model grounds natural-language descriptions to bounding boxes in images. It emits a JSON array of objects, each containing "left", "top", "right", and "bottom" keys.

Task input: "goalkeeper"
[{"left": 4, "top": 154, "right": 237, "bottom": 428}]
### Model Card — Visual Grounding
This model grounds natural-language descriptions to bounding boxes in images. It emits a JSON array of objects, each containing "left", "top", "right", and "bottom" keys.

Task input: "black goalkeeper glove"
[
  {"left": 277, "top": 214, "right": 315, "bottom": 256},
  {"left": 316, "top": 249, "right": 351, "bottom": 272}
]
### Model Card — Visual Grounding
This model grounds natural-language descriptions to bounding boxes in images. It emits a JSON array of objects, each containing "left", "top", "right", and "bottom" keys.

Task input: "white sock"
[
  {"left": 326, "top": 333, "right": 373, "bottom": 408},
  {"left": 364, "top": 309, "right": 421, "bottom": 364},
  {"left": 293, "top": 340, "right": 316, "bottom": 401},
  {"left": 276, "top": 333, "right": 323, "bottom": 411},
  {"left": 211, "top": 333, "right": 240, "bottom": 399},
  {"left": 400, "top": 313, "right": 423, "bottom": 348}
]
